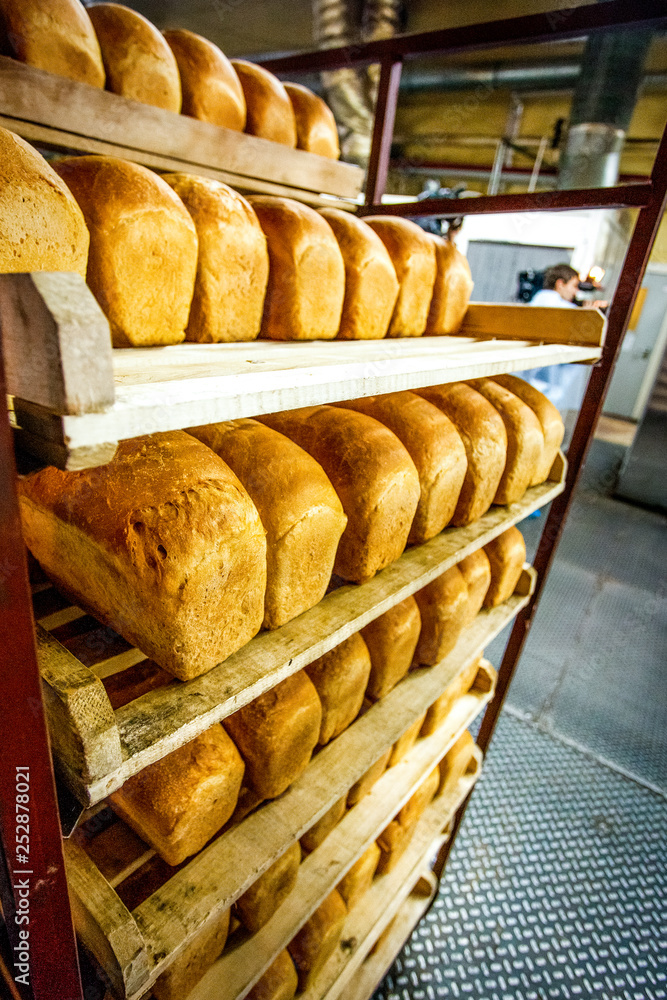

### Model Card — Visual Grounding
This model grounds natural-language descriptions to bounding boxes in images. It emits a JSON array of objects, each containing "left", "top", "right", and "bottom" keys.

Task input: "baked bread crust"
[
  {"left": 236, "top": 841, "right": 301, "bottom": 933},
  {"left": 232, "top": 60, "right": 297, "bottom": 146},
  {"left": 347, "top": 748, "right": 392, "bottom": 807},
  {"left": 388, "top": 713, "right": 426, "bottom": 767},
  {"left": 336, "top": 841, "right": 380, "bottom": 909},
  {"left": 413, "top": 565, "right": 469, "bottom": 666},
  {"left": 483, "top": 526, "right": 526, "bottom": 607},
  {"left": 364, "top": 217, "right": 437, "bottom": 337},
  {"left": 361, "top": 596, "right": 421, "bottom": 701},
  {"left": 301, "top": 795, "right": 347, "bottom": 853},
  {"left": 439, "top": 729, "right": 476, "bottom": 794},
  {"left": 246, "top": 950, "right": 298, "bottom": 1000},
  {"left": 305, "top": 633, "right": 372, "bottom": 745},
  {"left": 163, "top": 28, "right": 246, "bottom": 130},
  {"left": 0, "top": 0, "right": 105, "bottom": 86},
  {"left": 425, "top": 235, "right": 474, "bottom": 335},
  {"left": 458, "top": 548, "right": 491, "bottom": 626},
  {"left": 152, "top": 907, "right": 230, "bottom": 1000},
  {"left": 285, "top": 82, "right": 339, "bottom": 158},
  {"left": 288, "top": 890, "right": 347, "bottom": 991},
  {"left": 492, "top": 374, "right": 564, "bottom": 484},
  {"left": 420, "top": 657, "right": 481, "bottom": 737}
]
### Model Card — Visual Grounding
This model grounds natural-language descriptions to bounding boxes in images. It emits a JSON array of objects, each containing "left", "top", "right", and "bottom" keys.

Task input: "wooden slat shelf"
[{"left": 37, "top": 456, "right": 558, "bottom": 806}]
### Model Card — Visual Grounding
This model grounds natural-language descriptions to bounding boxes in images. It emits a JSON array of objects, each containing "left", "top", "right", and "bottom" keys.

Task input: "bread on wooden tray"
[
  {"left": 259, "top": 405, "right": 420, "bottom": 583},
  {"left": 305, "top": 633, "right": 372, "bottom": 745},
  {"left": 483, "top": 526, "right": 526, "bottom": 607},
  {"left": 468, "top": 378, "right": 544, "bottom": 504},
  {"left": 88, "top": 3, "right": 181, "bottom": 111},
  {"left": 224, "top": 671, "right": 321, "bottom": 799},
  {"left": 246, "top": 949, "right": 298, "bottom": 1000},
  {"left": 416, "top": 382, "right": 507, "bottom": 525},
  {"left": 0, "top": 0, "right": 105, "bottom": 87},
  {"left": 162, "top": 176, "right": 268, "bottom": 343},
  {"left": 236, "top": 841, "right": 301, "bottom": 933},
  {"left": 19, "top": 431, "right": 267, "bottom": 680},
  {"left": 388, "top": 713, "right": 427, "bottom": 767},
  {"left": 53, "top": 156, "right": 198, "bottom": 347},
  {"left": 376, "top": 766, "right": 439, "bottom": 873},
  {"left": 285, "top": 82, "right": 340, "bottom": 158},
  {"left": 288, "top": 889, "right": 348, "bottom": 991},
  {"left": 109, "top": 725, "right": 244, "bottom": 865},
  {"left": 425, "top": 235, "right": 474, "bottom": 335},
  {"left": 232, "top": 60, "right": 297, "bottom": 146},
  {"left": 420, "top": 656, "right": 481, "bottom": 737},
  {"left": 337, "top": 841, "right": 381, "bottom": 909},
  {"left": 361, "top": 596, "right": 421, "bottom": 701},
  {"left": 249, "top": 196, "right": 345, "bottom": 341},
  {"left": 413, "top": 565, "right": 469, "bottom": 666},
  {"left": 301, "top": 795, "right": 347, "bottom": 853},
  {"left": 0, "top": 126, "right": 89, "bottom": 276},
  {"left": 318, "top": 209, "right": 399, "bottom": 340},
  {"left": 152, "top": 906, "right": 230, "bottom": 1000},
  {"left": 187, "top": 418, "right": 346, "bottom": 629},
  {"left": 364, "top": 217, "right": 437, "bottom": 337},
  {"left": 458, "top": 548, "right": 492, "bottom": 626},
  {"left": 337, "top": 391, "right": 467, "bottom": 543},
  {"left": 492, "top": 374, "right": 564, "bottom": 484},
  {"left": 438, "top": 729, "right": 476, "bottom": 795},
  {"left": 347, "top": 748, "right": 392, "bottom": 807},
  {"left": 163, "top": 28, "right": 246, "bottom": 130}
]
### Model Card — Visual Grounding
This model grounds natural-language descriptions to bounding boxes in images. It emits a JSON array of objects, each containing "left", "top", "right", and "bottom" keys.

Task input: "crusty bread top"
[
  {"left": 0, "top": 0, "right": 105, "bottom": 87},
  {"left": 364, "top": 216, "right": 437, "bottom": 337},
  {"left": 246, "top": 950, "right": 298, "bottom": 1000},
  {"left": 491, "top": 373, "right": 564, "bottom": 483},
  {"left": 232, "top": 60, "right": 297, "bottom": 146},
  {"left": 88, "top": 3, "right": 181, "bottom": 112},
  {"left": 164, "top": 28, "right": 245, "bottom": 130},
  {"left": 284, "top": 82, "right": 339, "bottom": 158},
  {"left": 425, "top": 235, "right": 474, "bottom": 335},
  {"left": 319, "top": 208, "right": 396, "bottom": 275},
  {"left": 0, "top": 126, "right": 89, "bottom": 276}
]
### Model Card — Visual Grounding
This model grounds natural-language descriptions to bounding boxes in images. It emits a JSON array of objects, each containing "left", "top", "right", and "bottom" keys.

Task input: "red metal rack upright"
[{"left": 1, "top": 2, "right": 667, "bottom": 998}]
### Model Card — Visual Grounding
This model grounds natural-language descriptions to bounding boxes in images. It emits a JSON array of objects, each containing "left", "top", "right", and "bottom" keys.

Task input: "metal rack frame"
[{"left": 1, "top": 2, "right": 666, "bottom": 997}]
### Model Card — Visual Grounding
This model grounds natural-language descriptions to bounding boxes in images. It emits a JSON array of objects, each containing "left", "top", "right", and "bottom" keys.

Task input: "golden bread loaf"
[
  {"left": 162, "top": 174, "right": 268, "bottom": 343},
  {"left": 361, "top": 596, "right": 421, "bottom": 701},
  {"left": 152, "top": 907, "right": 230, "bottom": 1000},
  {"left": 249, "top": 196, "right": 345, "bottom": 341},
  {"left": 259, "top": 405, "right": 420, "bottom": 583},
  {"left": 163, "top": 28, "right": 245, "bottom": 129},
  {"left": 305, "top": 634, "right": 372, "bottom": 745},
  {"left": 483, "top": 526, "right": 526, "bottom": 607},
  {"left": 388, "top": 713, "right": 427, "bottom": 767},
  {"left": 232, "top": 60, "right": 297, "bottom": 146},
  {"left": 301, "top": 795, "right": 347, "bottom": 853},
  {"left": 246, "top": 950, "right": 298, "bottom": 1000},
  {"left": 53, "top": 156, "right": 198, "bottom": 347},
  {"left": 0, "top": 0, "right": 105, "bottom": 86},
  {"left": 336, "top": 841, "right": 380, "bottom": 909},
  {"left": 0, "top": 127, "right": 89, "bottom": 276},
  {"left": 187, "top": 419, "right": 346, "bottom": 629},
  {"left": 224, "top": 672, "right": 322, "bottom": 799},
  {"left": 458, "top": 548, "right": 491, "bottom": 626},
  {"left": 109, "top": 725, "right": 244, "bottom": 865},
  {"left": 438, "top": 729, "right": 476, "bottom": 794},
  {"left": 347, "top": 748, "right": 392, "bottom": 807},
  {"left": 492, "top": 374, "right": 564, "bottom": 484},
  {"left": 425, "top": 235, "right": 474, "bottom": 335},
  {"left": 364, "top": 217, "right": 437, "bottom": 337},
  {"left": 413, "top": 565, "right": 469, "bottom": 666},
  {"left": 236, "top": 841, "right": 301, "bottom": 933},
  {"left": 285, "top": 82, "right": 340, "bottom": 158},
  {"left": 288, "top": 890, "right": 347, "bottom": 991},
  {"left": 337, "top": 391, "right": 468, "bottom": 543},
  {"left": 416, "top": 382, "right": 508, "bottom": 525},
  {"left": 468, "top": 378, "right": 544, "bottom": 504},
  {"left": 420, "top": 657, "right": 481, "bottom": 737},
  {"left": 88, "top": 4, "right": 181, "bottom": 111},
  {"left": 318, "top": 208, "right": 399, "bottom": 340},
  {"left": 19, "top": 431, "right": 267, "bottom": 680},
  {"left": 376, "top": 766, "right": 439, "bottom": 873},
  {"left": 397, "top": 765, "right": 440, "bottom": 830}
]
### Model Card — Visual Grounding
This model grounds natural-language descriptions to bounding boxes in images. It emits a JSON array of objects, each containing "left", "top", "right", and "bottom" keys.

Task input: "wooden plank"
[
  {"left": 0, "top": 272, "right": 114, "bottom": 414},
  {"left": 37, "top": 604, "right": 86, "bottom": 631},
  {"left": 129, "top": 613, "right": 507, "bottom": 990},
  {"left": 0, "top": 57, "right": 363, "bottom": 199},
  {"left": 92, "top": 648, "right": 148, "bottom": 681},
  {"left": 186, "top": 691, "right": 489, "bottom": 1000},
  {"left": 460, "top": 303, "right": 606, "bottom": 348}
]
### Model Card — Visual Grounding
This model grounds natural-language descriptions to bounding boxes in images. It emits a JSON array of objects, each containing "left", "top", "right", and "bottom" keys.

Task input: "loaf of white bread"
[
  {"left": 492, "top": 374, "right": 564, "bottom": 484},
  {"left": 88, "top": 4, "right": 181, "bottom": 112},
  {"left": 152, "top": 907, "right": 230, "bottom": 1000},
  {"left": 259, "top": 405, "right": 420, "bottom": 583},
  {"left": 235, "top": 841, "right": 301, "bottom": 933},
  {"left": 425, "top": 235, "right": 474, "bottom": 335},
  {"left": 19, "top": 431, "right": 267, "bottom": 680},
  {"left": 109, "top": 724, "right": 244, "bottom": 865},
  {"left": 232, "top": 60, "right": 297, "bottom": 146},
  {"left": 53, "top": 155, "right": 198, "bottom": 347},
  {"left": 347, "top": 748, "right": 392, "bottom": 807},
  {"left": 336, "top": 391, "right": 468, "bottom": 543},
  {"left": 246, "top": 949, "right": 298, "bottom": 1000},
  {"left": 438, "top": 729, "right": 476, "bottom": 795},
  {"left": 0, "top": 0, "right": 105, "bottom": 87},
  {"left": 318, "top": 209, "right": 399, "bottom": 340},
  {"left": 285, "top": 83, "right": 339, "bottom": 158},
  {"left": 224, "top": 672, "right": 322, "bottom": 799},
  {"left": 388, "top": 713, "right": 426, "bottom": 767},
  {"left": 305, "top": 633, "right": 372, "bottom": 745},
  {"left": 376, "top": 765, "right": 439, "bottom": 873},
  {"left": 288, "top": 889, "right": 348, "bottom": 991},
  {"left": 483, "top": 526, "right": 526, "bottom": 606},
  {"left": 249, "top": 196, "right": 345, "bottom": 340},
  {"left": 364, "top": 217, "right": 437, "bottom": 337},
  {"left": 301, "top": 795, "right": 347, "bottom": 853},
  {"left": 0, "top": 126, "right": 89, "bottom": 276},
  {"left": 337, "top": 841, "right": 381, "bottom": 909},
  {"left": 361, "top": 596, "right": 421, "bottom": 701},
  {"left": 458, "top": 548, "right": 492, "bottom": 626},
  {"left": 187, "top": 419, "right": 346, "bottom": 629},
  {"left": 163, "top": 28, "right": 246, "bottom": 130},
  {"left": 420, "top": 656, "right": 481, "bottom": 737},
  {"left": 413, "top": 564, "right": 469, "bottom": 666}
]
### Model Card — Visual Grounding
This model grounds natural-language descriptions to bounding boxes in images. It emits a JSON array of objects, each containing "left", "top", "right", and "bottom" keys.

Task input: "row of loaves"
[
  {"left": 1, "top": 127, "right": 472, "bottom": 345},
  {"left": 0, "top": 0, "right": 340, "bottom": 155},
  {"left": 19, "top": 380, "right": 559, "bottom": 682}
]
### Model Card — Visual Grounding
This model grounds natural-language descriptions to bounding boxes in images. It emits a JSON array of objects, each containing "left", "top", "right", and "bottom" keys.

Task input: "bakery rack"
[{"left": 1, "top": 2, "right": 667, "bottom": 999}]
